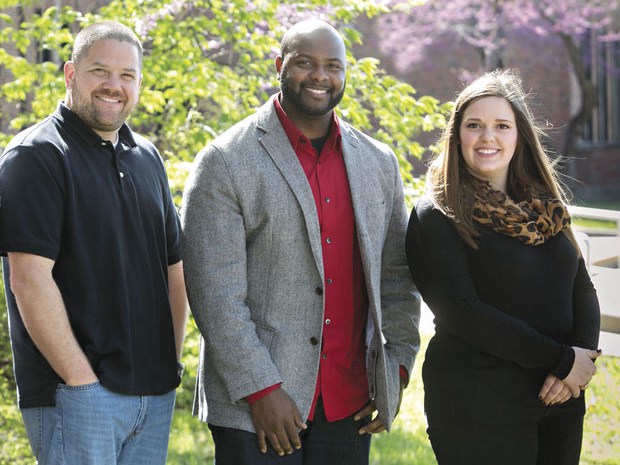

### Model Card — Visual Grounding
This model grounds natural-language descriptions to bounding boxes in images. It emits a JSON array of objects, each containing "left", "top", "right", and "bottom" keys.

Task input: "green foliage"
[
  {"left": 0, "top": 0, "right": 450, "bottom": 198},
  {"left": 0, "top": 271, "right": 32, "bottom": 465}
]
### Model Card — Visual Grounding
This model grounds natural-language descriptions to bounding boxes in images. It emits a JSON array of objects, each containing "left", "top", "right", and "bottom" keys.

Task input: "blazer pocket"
[{"left": 255, "top": 323, "right": 276, "bottom": 351}]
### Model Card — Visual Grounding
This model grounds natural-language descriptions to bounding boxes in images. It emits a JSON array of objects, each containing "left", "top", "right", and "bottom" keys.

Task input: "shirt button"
[
  {"left": 315, "top": 287, "right": 323, "bottom": 296},
  {"left": 310, "top": 337, "right": 319, "bottom": 346},
  {"left": 322, "top": 354, "right": 327, "bottom": 360},
  {"left": 326, "top": 237, "right": 332, "bottom": 244},
  {"left": 119, "top": 172, "right": 125, "bottom": 178},
  {"left": 101, "top": 142, "right": 107, "bottom": 146},
  {"left": 325, "top": 319, "right": 331, "bottom": 325},
  {"left": 326, "top": 278, "right": 333, "bottom": 284},
  {"left": 325, "top": 197, "right": 331, "bottom": 203}
]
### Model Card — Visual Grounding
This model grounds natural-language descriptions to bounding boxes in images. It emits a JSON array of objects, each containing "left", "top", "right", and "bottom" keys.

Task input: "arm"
[
  {"left": 568, "top": 257, "right": 601, "bottom": 350},
  {"left": 541, "top": 255, "right": 601, "bottom": 399},
  {"left": 8, "top": 252, "right": 97, "bottom": 386},
  {"left": 379, "top": 155, "right": 421, "bottom": 375},
  {"left": 359, "top": 154, "right": 420, "bottom": 434},
  {"left": 167, "top": 260, "right": 188, "bottom": 362},
  {"left": 182, "top": 145, "right": 302, "bottom": 454}
]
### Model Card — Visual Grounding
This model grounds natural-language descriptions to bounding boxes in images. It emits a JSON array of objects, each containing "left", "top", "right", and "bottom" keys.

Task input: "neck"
[{"left": 280, "top": 100, "right": 332, "bottom": 139}]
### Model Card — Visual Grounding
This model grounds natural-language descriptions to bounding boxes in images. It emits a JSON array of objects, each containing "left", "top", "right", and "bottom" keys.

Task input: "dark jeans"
[
  {"left": 209, "top": 398, "right": 371, "bottom": 465},
  {"left": 423, "top": 363, "right": 586, "bottom": 465}
]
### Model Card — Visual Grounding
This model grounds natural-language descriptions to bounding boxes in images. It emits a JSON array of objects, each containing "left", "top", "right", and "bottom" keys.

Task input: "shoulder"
[
  {"left": 340, "top": 119, "right": 393, "bottom": 157},
  {"left": 412, "top": 197, "right": 448, "bottom": 227},
  {"left": 2, "top": 115, "right": 61, "bottom": 156},
  {"left": 209, "top": 101, "right": 273, "bottom": 153}
]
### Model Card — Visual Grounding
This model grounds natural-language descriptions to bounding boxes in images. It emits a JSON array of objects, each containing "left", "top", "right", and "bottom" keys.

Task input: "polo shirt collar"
[
  {"left": 54, "top": 102, "right": 137, "bottom": 148},
  {"left": 273, "top": 93, "right": 342, "bottom": 154}
]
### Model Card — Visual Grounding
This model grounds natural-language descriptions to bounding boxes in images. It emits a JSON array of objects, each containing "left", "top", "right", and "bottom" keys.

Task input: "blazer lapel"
[
  {"left": 256, "top": 101, "right": 324, "bottom": 275},
  {"left": 341, "top": 122, "right": 370, "bottom": 243}
]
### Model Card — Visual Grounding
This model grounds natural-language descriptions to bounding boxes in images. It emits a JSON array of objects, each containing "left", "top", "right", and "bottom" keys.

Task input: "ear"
[
  {"left": 275, "top": 56, "right": 283, "bottom": 75},
  {"left": 64, "top": 61, "right": 76, "bottom": 90}
]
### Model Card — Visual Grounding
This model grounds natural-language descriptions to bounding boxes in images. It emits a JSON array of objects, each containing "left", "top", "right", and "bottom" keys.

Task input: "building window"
[{"left": 582, "top": 31, "right": 620, "bottom": 146}]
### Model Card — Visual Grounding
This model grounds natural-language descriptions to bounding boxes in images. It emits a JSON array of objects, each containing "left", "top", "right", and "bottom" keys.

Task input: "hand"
[
  {"left": 356, "top": 377, "right": 407, "bottom": 435},
  {"left": 249, "top": 388, "right": 306, "bottom": 456},
  {"left": 355, "top": 401, "right": 386, "bottom": 435},
  {"left": 538, "top": 374, "right": 571, "bottom": 405},
  {"left": 562, "top": 347, "right": 601, "bottom": 397}
]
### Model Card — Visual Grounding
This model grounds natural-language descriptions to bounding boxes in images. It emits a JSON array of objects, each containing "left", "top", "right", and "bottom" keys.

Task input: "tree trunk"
[{"left": 559, "top": 33, "right": 598, "bottom": 160}]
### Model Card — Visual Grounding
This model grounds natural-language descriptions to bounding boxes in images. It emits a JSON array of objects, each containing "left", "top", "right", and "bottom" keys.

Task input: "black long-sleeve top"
[{"left": 406, "top": 197, "right": 600, "bottom": 379}]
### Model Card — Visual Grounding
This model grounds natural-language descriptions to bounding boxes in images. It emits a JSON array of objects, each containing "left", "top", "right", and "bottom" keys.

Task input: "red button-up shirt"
[{"left": 274, "top": 96, "right": 370, "bottom": 421}]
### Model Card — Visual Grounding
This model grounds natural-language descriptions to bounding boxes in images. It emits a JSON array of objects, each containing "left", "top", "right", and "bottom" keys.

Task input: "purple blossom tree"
[{"left": 379, "top": 0, "right": 620, "bottom": 155}]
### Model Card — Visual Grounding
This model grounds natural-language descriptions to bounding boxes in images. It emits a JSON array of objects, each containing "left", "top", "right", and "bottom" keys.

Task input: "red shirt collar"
[{"left": 273, "top": 94, "right": 342, "bottom": 154}]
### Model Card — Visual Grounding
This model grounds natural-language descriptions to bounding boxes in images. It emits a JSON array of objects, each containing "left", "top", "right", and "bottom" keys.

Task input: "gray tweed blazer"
[{"left": 181, "top": 96, "right": 420, "bottom": 433}]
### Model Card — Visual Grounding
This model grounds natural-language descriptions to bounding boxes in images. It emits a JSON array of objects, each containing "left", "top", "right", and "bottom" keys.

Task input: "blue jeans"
[
  {"left": 21, "top": 381, "right": 176, "bottom": 465},
  {"left": 209, "top": 397, "right": 372, "bottom": 465}
]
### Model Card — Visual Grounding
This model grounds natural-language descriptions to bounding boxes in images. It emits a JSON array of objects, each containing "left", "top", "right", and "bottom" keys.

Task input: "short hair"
[
  {"left": 71, "top": 21, "right": 143, "bottom": 69},
  {"left": 280, "top": 19, "right": 344, "bottom": 59}
]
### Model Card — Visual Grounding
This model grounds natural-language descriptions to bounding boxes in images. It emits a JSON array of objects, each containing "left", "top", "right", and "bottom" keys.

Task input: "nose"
[
  {"left": 102, "top": 73, "right": 123, "bottom": 90},
  {"left": 480, "top": 127, "right": 495, "bottom": 142},
  {"left": 310, "top": 65, "right": 328, "bottom": 81}
]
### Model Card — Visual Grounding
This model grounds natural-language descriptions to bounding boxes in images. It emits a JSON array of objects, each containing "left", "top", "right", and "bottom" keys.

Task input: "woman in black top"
[{"left": 406, "top": 70, "right": 601, "bottom": 465}]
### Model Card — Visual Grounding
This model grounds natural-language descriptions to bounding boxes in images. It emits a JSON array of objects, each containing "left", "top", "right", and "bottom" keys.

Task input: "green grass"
[{"left": 166, "top": 331, "right": 620, "bottom": 465}]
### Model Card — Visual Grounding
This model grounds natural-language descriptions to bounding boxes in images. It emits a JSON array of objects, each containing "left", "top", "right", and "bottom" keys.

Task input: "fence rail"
[{"left": 569, "top": 206, "right": 620, "bottom": 340}]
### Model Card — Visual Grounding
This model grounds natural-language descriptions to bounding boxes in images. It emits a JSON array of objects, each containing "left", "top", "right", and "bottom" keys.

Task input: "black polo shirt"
[{"left": 0, "top": 103, "right": 182, "bottom": 408}]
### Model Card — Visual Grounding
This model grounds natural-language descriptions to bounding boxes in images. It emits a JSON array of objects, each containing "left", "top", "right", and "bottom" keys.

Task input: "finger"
[
  {"left": 256, "top": 429, "right": 268, "bottom": 454},
  {"left": 285, "top": 420, "right": 302, "bottom": 451},
  {"left": 294, "top": 411, "right": 307, "bottom": 431},
  {"left": 353, "top": 402, "right": 376, "bottom": 421},
  {"left": 358, "top": 418, "right": 386, "bottom": 435},
  {"left": 275, "top": 427, "right": 295, "bottom": 455},
  {"left": 267, "top": 431, "right": 285, "bottom": 457},
  {"left": 538, "top": 377, "right": 555, "bottom": 400}
]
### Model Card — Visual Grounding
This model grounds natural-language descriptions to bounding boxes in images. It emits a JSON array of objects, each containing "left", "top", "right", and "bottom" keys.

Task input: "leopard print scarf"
[{"left": 471, "top": 180, "right": 571, "bottom": 246}]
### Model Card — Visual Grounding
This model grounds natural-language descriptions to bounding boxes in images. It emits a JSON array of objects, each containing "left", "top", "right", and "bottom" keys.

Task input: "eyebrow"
[
  {"left": 464, "top": 117, "right": 514, "bottom": 123},
  {"left": 293, "top": 53, "right": 344, "bottom": 64},
  {"left": 88, "top": 61, "right": 139, "bottom": 73}
]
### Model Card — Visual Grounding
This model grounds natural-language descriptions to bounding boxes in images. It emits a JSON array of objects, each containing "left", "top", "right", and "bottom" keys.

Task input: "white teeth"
[
  {"left": 306, "top": 88, "right": 328, "bottom": 94},
  {"left": 99, "top": 96, "right": 121, "bottom": 103},
  {"left": 477, "top": 149, "right": 498, "bottom": 154}
]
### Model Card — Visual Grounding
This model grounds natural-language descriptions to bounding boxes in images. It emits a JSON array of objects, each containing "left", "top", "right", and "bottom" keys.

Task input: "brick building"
[{"left": 355, "top": 16, "right": 620, "bottom": 204}]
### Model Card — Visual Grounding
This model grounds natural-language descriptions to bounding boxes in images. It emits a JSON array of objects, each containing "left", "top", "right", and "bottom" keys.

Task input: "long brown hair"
[{"left": 427, "top": 69, "right": 579, "bottom": 252}]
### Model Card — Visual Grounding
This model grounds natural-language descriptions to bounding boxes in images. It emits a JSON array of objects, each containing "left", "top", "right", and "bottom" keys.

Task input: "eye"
[
  {"left": 121, "top": 73, "right": 137, "bottom": 81},
  {"left": 498, "top": 123, "right": 511, "bottom": 130},
  {"left": 465, "top": 122, "right": 480, "bottom": 129},
  {"left": 296, "top": 59, "right": 312, "bottom": 68},
  {"left": 328, "top": 63, "right": 343, "bottom": 71},
  {"left": 91, "top": 68, "right": 107, "bottom": 77}
]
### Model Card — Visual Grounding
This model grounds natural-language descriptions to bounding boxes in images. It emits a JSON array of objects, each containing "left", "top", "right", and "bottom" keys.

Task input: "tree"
[
  {"left": 378, "top": 0, "right": 620, "bottom": 156},
  {"left": 0, "top": 0, "right": 450, "bottom": 194}
]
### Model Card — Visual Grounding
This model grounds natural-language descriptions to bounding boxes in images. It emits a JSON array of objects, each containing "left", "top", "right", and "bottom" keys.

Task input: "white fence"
[{"left": 568, "top": 206, "right": 620, "bottom": 345}]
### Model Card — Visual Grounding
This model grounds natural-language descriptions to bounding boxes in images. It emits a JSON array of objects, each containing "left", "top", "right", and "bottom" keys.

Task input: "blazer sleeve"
[
  {"left": 181, "top": 145, "right": 282, "bottom": 401},
  {"left": 406, "top": 200, "right": 574, "bottom": 377},
  {"left": 379, "top": 155, "right": 421, "bottom": 377}
]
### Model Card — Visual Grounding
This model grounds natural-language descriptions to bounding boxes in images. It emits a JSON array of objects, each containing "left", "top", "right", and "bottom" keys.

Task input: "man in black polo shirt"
[{"left": 0, "top": 21, "right": 187, "bottom": 465}]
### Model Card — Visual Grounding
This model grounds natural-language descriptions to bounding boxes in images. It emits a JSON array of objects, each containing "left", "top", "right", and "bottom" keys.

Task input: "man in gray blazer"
[{"left": 182, "top": 19, "right": 420, "bottom": 465}]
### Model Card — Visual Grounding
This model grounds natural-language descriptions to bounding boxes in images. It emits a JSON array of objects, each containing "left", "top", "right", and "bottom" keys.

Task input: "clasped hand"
[{"left": 538, "top": 346, "right": 600, "bottom": 405}]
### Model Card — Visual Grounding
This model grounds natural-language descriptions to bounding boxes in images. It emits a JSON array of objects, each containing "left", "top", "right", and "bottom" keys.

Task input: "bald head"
[{"left": 280, "top": 20, "right": 346, "bottom": 62}]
